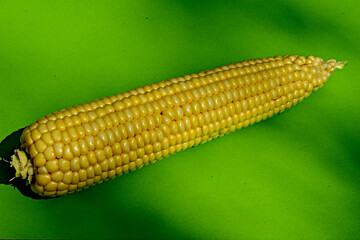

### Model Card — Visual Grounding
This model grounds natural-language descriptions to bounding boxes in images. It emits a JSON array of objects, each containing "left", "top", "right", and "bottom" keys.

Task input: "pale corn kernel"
[
  {"left": 44, "top": 181, "right": 58, "bottom": 191},
  {"left": 103, "top": 116, "right": 113, "bottom": 130},
  {"left": 45, "top": 160, "right": 59, "bottom": 173},
  {"left": 136, "top": 148, "right": 145, "bottom": 158},
  {"left": 112, "top": 143, "right": 122, "bottom": 155},
  {"left": 58, "top": 182, "right": 69, "bottom": 191},
  {"left": 114, "top": 166, "right": 123, "bottom": 175},
  {"left": 72, "top": 172, "right": 80, "bottom": 184},
  {"left": 121, "top": 153, "right": 130, "bottom": 165},
  {"left": 111, "top": 127, "right": 122, "bottom": 142},
  {"left": 36, "top": 123, "right": 48, "bottom": 134},
  {"left": 34, "top": 154, "right": 46, "bottom": 168},
  {"left": 78, "top": 181, "right": 87, "bottom": 189},
  {"left": 51, "top": 171, "right": 64, "bottom": 182},
  {"left": 135, "top": 135, "right": 145, "bottom": 148},
  {"left": 87, "top": 166, "right": 95, "bottom": 179},
  {"left": 79, "top": 169, "right": 87, "bottom": 182},
  {"left": 100, "top": 160, "right": 109, "bottom": 172},
  {"left": 68, "top": 184, "right": 77, "bottom": 191},
  {"left": 78, "top": 112, "right": 90, "bottom": 123},
  {"left": 70, "top": 141, "right": 81, "bottom": 157},
  {"left": 34, "top": 139, "right": 47, "bottom": 153},
  {"left": 61, "top": 131, "right": 71, "bottom": 144},
  {"left": 70, "top": 158, "right": 80, "bottom": 171},
  {"left": 77, "top": 139, "right": 88, "bottom": 155},
  {"left": 46, "top": 120, "right": 57, "bottom": 132},
  {"left": 94, "top": 137, "right": 103, "bottom": 150},
  {"left": 94, "top": 164, "right": 102, "bottom": 176},
  {"left": 75, "top": 125, "right": 86, "bottom": 139},
  {"left": 59, "top": 159, "right": 71, "bottom": 172},
  {"left": 108, "top": 157, "right": 116, "bottom": 170},
  {"left": 106, "top": 130, "right": 115, "bottom": 146},
  {"left": 80, "top": 156, "right": 90, "bottom": 169},
  {"left": 63, "top": 145, "right": 74, "bottom": 160},
  {"left": 54, "top": 142, "right": 64, "bottom": 158},
  {"left": 104, "top": 146, "right": 113, "bottom": 158},
  {"left": 87, "top": 151, "right": 97, "bottom": 165},
  {"left": 100, "top": 171, "right": 108, "bottom": 180},
  {"left": 129, "top": 151, "right": 137, "bottom": 161},
  {"left": 36, "top": 174, "right": 51, "bottom": 186},
  {"left": 108, "top": 169, "right": 116, "bottom": 178},
  {"left": 95, "top": 150, "right": 106, "bottom": 162},
  {"left": 25, "top": 132, "right": 33, "bottom": 146},
  {"left": 38, "top": 167, "right": 49, "bottom": 175},
  {"left": 67, "top": 127, "right": 78, "bottom": 141},
  {"left": 41, "top": 132, "right": 54, "bottom": 145}
]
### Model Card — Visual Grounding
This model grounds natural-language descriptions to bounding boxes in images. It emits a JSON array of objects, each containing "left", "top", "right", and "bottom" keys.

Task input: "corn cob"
[{"left": 7, "top": 55, "right": 346, "bottom": 197}]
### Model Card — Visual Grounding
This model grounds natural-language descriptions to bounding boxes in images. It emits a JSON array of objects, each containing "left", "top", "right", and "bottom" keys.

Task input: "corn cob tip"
[
  {"left": 335, "top": 60, "right": 347, "bottom": 70},
  {"left": 8, "top": 149, "right": 34, "bottom": 184},
  {"left": 325, "top": 59, "right": 347, "bottom": 70}
]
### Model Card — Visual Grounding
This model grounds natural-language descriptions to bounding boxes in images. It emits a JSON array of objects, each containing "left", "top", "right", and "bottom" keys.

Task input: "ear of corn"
[{"left": 8, "top": 55, "right": 346, "bottom": 197}]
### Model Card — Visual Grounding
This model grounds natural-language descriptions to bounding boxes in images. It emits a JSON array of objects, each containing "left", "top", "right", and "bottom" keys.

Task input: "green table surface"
[{"left": 0, "top": 1, "right": 359, "bottom": 239}]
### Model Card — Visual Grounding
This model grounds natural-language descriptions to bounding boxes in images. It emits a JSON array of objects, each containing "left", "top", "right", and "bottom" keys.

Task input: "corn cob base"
[{"left": 8, "top": 55, "right": 346, "bottom": 197}]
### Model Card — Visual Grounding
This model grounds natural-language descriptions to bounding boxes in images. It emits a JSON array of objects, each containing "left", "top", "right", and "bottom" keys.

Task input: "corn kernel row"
[
  {"left": 31, "top": 81, "right": 307, "bottom": 194},
  {"left": 26, "top": 55, "right": 302, "bottom": 129},
  {"left": 21, "top": 56, "right": 315, "bottom": 144},
  {"left": 31, "top": 88, "right": 307, "bottom": 196}
]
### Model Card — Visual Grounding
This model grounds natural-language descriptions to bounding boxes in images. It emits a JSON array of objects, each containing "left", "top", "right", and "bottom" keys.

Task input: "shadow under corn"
[{"left": 0, "top": 128, "right": 50, "bottom": 199}]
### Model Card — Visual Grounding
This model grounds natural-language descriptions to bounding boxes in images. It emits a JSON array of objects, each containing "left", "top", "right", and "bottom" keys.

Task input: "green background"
[{"left": 0, "top": 0, "right": 359, "bottom": 239}]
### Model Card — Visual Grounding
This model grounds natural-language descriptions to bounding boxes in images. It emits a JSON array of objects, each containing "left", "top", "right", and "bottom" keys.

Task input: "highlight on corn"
[{"left": 5, "top": 55, "right": 346, "bottom": 197}]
